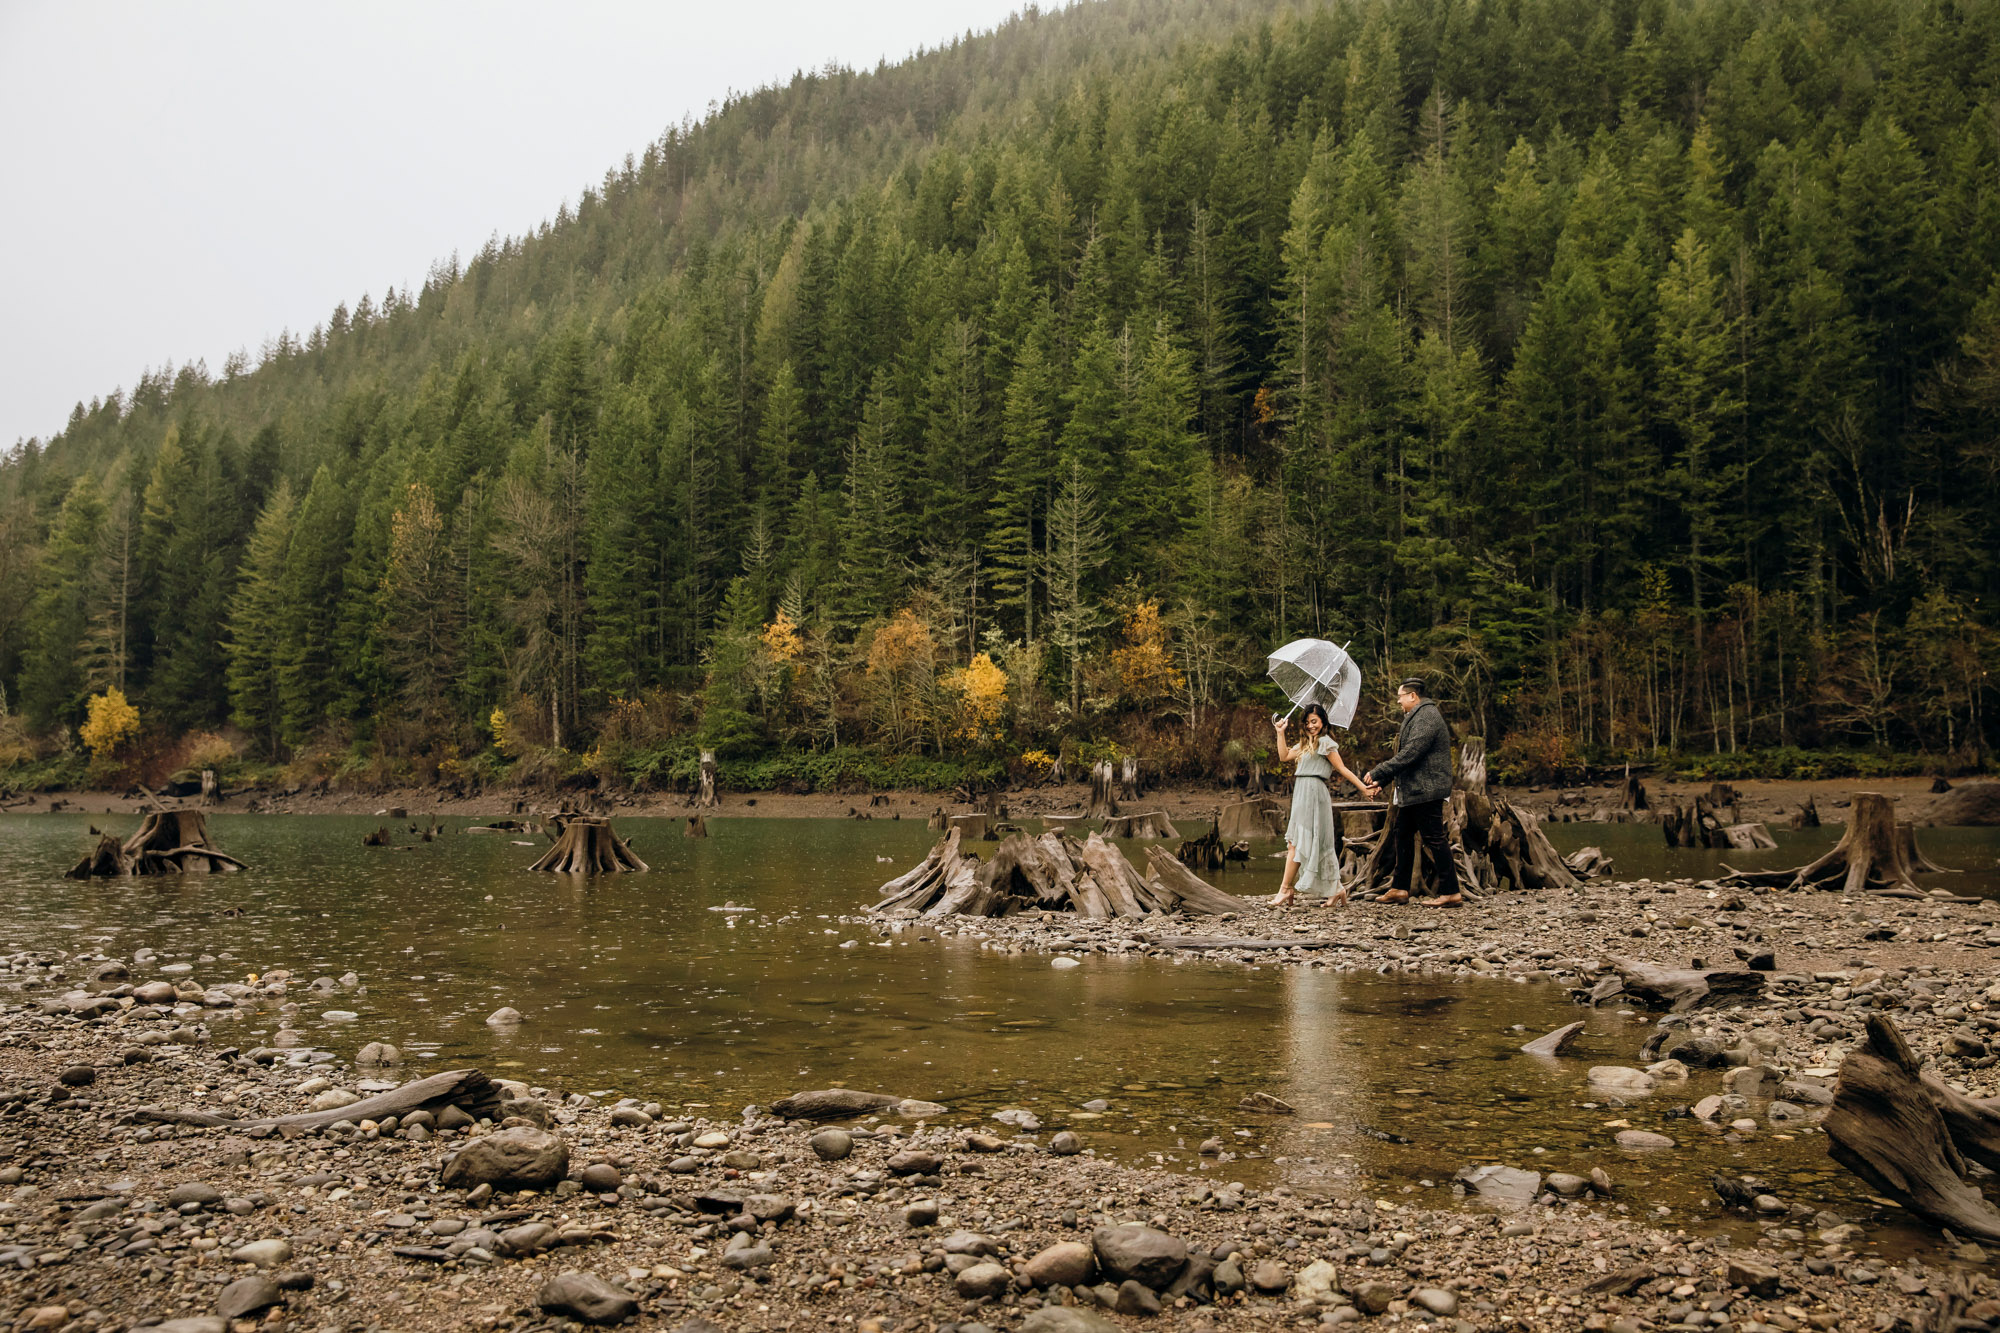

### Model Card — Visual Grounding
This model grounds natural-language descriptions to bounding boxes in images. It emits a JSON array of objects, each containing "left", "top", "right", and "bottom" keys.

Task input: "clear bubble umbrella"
[{"left": 1265, "top": 638, "right": 1362, "bottom": 730}]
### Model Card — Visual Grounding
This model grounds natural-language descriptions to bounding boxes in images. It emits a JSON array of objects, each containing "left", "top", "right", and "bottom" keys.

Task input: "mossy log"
[
  {"left": 528, "top": 817, "right": 649, "bottom": 873},
  {"left": 66, "top": 809, "right": 246, "bottom": 878},
  {"left": 872, "top": 829, "right": 1242, "bottom": 919},
  {"left": 1723, "top": 792, "right": 1945, "bottom": 893}
]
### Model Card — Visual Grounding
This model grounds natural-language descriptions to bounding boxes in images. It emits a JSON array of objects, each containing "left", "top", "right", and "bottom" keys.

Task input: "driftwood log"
[
  {"left": 1723, "top": 792, "right": 1946, "bottom": 893},
  {"left": 1826, "top": 1015, "right": 2000, "bottom": 1240},
  {"left": 872, "top": 830, "right": 1243, "bottom": 918},
  {"left": 66, "top": 810, "right": 246, "bottom": 878},
  {"left": 1593, "top": 956, "right": 1766, "bottom": 1012},
  {"left": 1521, "top": 1021, "right": 1585, "bottom": 1057},
  {"left": 528, "top": 817, "right": 649, "bottom": 873},
  {"left": 134, "top": 1068, "right": 501, "bottom": 1133},
  {"left": 1101, "top": 811, "right": 1178, "bottom": 839}
]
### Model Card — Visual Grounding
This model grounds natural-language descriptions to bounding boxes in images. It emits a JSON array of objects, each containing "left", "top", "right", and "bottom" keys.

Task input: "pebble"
[{"left": 231, "top": 1238, "right": 293, "bottom": 1266}]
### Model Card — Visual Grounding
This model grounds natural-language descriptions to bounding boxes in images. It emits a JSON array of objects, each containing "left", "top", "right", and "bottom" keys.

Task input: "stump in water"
[
  {"left": 947, "top": 813, "right": 994, "bottom": 841},
  {"left": 1101, "top": 811, "right": 1178, "bottom": 840},
  {"left": 1620, "top": 768, "right": 1650, "bottom": 812},
  {"left": 1086, "top": 761, "right": 1119, "bottom": 819},
  {"left": 1826, "top": 1015, "right": 2000, "bottom": 1241},
  {"left": 1789, "top": 795, "right": 1821, "bottom": 830},
  {"left": 1721, "top": 822, "right": 1778, "bottom": 851},
  {"left": 528, "top": 817, "right": 649, "bottom": 873},
  {"left": 1216, "top": 797, "right": 1284, "bottom": 842},
  {"left": 684, "top": 814, "right": 708, "bottom": 839},
  {"left": 67, "top": 809, "right": 246, "bottom": 878},
  {"left": 872, "top": 830, "right": 1242, "bottom": 919},
  {"left": 1178, "top": 819, "right": 1225, "bottom": 871},
  {"left": 1723, "top": 792, "right": 1945, "bottom": 893},
  {"left": 362, "top": 826, "right": 391, "bottom": 847},
  {"left": 1345, "top": 740, "right": 1573, "bottom": 898}
]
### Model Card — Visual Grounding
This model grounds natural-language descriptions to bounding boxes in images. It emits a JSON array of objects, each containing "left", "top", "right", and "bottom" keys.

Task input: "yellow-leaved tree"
[
  {"left": 1111, "top": 598, "right": 1183, "bottom": 706},
  {"left": 943, "top": 652, "right": 1008, "bottom": 745},
  {"left": 80, "top": 688, "right": 140, "bottom": 759}
]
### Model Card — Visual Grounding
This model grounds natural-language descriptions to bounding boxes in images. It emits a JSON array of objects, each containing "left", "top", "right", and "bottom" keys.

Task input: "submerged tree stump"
[
  {"left": 1620, "top": 769, "right": 1650, "bottom": 812},
  {"left": 1177, "top": 819, "right": 1225, "bottom": 871},
  {"left": 1101, "top": 811, "right": 1178, "bottom": 839},
  {"left": 66, "top": 809, "right": 246, "bottom": 878},
  {"left": 872, "top": 830, "right": 1242, "bottom": 919},
  {"left": 1723, "top": 792, "right": 1945, "bottom": 893},
  {"left": 1216, "top": 797, "right": 1284, "bottom": 842},
  {"left": 684, "top": 814, "right": 708, "bottom": 839},
  {"left": 1722, "top": 822, "right": 1778, "bottom": 851},
  {"left": 528, "top": 817, "right": 649, "bottom": 873},
  {"left": 1789, "top": 794, "right": 1821, "bottom": 830}
]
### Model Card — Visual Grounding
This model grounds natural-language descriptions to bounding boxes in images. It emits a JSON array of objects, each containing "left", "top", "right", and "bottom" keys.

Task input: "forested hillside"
[{"left": 4, "top": 0, "right": 1998, "bottom": 791}]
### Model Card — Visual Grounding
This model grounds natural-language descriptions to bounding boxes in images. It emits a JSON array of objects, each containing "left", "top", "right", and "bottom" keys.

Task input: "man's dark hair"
[{"left": 1396, "top": 677, "right": 1430, "bottom": 697}]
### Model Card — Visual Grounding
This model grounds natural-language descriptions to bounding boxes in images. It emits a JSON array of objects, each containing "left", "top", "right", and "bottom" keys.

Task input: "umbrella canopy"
[{"left": 1265, "top": 638, "right": 1362, "bottom": 730}]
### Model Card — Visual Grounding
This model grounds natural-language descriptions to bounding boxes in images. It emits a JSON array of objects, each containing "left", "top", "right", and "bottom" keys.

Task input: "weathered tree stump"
[
  {"left": 1565, "top": 846, "right": 1612, "bottom": 878},
  {"left": 1177, "top": 819, "right": 1225, "bottom": 871},
  {"left": 1722, "top": 822, "right": 1778, "bottom": 851},
  {"left": 67, "top": 809, "right": 246, "bottom": 878},
  {"left": 1118, "top": 756, "right": 1142, "bottom": 802},
  {"left": 1789, "top": 794, "right": 1821, "bottom": 830},
  {"left": 696, "top": 750, "right": 719, "bottom": 809},
  {"left": 1086, "top": 761, "right": 1119, "bottom": 819},
  {"left": 1724, "top": 792, "right": 1943, "bottom": 893},
  {"left": 1620, "top": 768, "right": 1650, "bottom": 812},
  {"left": 1347, "top": 744, "right": 1571, "bottom": 897},
  {"left": 1216, "top": 797, "right": 1284, "bottom": 842},
  {"left": 1101, "top": 811, "right": 1178, "bottom": 839},
  {"left": 362, "top": 826, "right": 392, "bottom": 847},
  {"left": 528, "top": 818, "right": 648, "bottom": 873},
  {"left": 946, "top": 812, "right": 994, "bottom": 841},
  {"left": 872, "top": 830, "right": 1242, "bottom": 918},
  {"left": 1826, "top": 1015, "right": 2000, "bottom": 1241},
  {"left": 684, "top": 814, "right": 708, "bottom": 839}
]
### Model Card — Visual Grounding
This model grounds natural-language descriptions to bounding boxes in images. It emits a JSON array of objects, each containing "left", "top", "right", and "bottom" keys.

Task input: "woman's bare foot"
[{"left": 1270, "top": 885, "right": 1297, "bottom": 907}]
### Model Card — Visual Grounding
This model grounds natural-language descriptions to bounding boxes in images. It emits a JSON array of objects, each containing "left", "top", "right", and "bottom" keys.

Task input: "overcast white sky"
[{"left": 0, "top": 0, "right": 1029, "bottom": 449}]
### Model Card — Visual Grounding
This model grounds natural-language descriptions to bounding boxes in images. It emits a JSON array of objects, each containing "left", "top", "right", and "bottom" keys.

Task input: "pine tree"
[{"left": 225, "top": 479, "right": 296, "bottom": 756}]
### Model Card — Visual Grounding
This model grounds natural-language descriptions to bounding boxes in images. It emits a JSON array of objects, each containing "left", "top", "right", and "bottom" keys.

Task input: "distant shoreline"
[{"left": 4, "top": 774, "right": 1966, "bottom": 827}]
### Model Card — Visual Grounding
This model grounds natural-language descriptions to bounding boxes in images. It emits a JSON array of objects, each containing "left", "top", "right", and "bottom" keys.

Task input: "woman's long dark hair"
[{"left": 1298, "top": 703, "right": 1331, "bottom": 736}]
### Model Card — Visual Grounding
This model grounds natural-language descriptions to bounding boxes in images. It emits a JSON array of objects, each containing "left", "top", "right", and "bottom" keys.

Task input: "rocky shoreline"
[{"left": 7, "top": 859, "right": 2000, "bottom": 1331}]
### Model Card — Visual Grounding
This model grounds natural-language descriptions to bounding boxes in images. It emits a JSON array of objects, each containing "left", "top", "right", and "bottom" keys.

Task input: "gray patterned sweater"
[{"left": 1366, "top": 701, "right": 1454, "bottom": 805}]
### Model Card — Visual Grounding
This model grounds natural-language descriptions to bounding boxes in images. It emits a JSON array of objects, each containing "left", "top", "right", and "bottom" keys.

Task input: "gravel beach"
[{"left": 7, "top": 857, "right": 2000, "bottom": 1332}]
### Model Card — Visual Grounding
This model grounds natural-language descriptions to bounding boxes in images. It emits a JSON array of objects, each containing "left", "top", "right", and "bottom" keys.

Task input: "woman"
[{"left": 1270, "top": 703, "right": 1370, "bottom": 907}]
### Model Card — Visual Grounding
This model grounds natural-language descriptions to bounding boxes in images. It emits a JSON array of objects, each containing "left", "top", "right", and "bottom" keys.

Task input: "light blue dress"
[{"left": 1285, "top": 734, "right": 1343, "bottom": 899}]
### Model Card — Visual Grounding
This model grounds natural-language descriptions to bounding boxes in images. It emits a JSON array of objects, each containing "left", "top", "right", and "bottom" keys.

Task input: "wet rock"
[
  {"left": 609, "top": 1106, "right": 652, "bottom": 1127},
  {"left": 1693, "top": 1094, "right": 1726, "bottom": 1121},
  {"left": 356, "top": 1041, "right": 400, "bottom": 1064},
  {"left": 1768, "top": 1100, "right": 1807, "bottom": 1122},
  {"left": 1413, "top": 1289, "right": 1460, "bottom": 1316},
  {"left": 1727, "top": 1257, "right": 1783, "bottom": 1297},
  {"left": 993, "top": 1107, "right": 1042, "bottom": 1131},
  {"left": 309, "top": 1087, "right": 360, "bottom": 1111},
  {"left": 1248, "top": 1258, "right": 1289, "bottom": 1293},
  {"left": 57, "top": 1064, "right": 95, "bottom": 1086},
  {"left": 1545, "top": 1172, "right": 1590, "bottom": 1196},
  {"left": 1092, "top": 1224, "right": 1187, "bottom": 1289},
  {"left": 904, "top": 1199, "right": 940, "bottom": 1227},
  {"left": 486, "top": 1006, "right": 525, "bottom": 1026},
  {"left": 1352, "top": 1281, "right": 1399, "bottom": 1315},
  {"left": 1722, "top": 1065, "right": 1778, "bottom": 1096},
  {"left": 231, "top": 1238, "right": 293, "bottom": 1266},
  {"left": 964, "top": 1131, "right": 1008, "bottom": 1152},
  {"left": 1211, "top": 1257, "right": 1245, "bottom": 1295},
  {"left": 134, "top": 981, "right": 177, "bottom": 1004},
  {"left": 440, "top": 1125, "right": 570, "bottom": 1189},
  {"left": 886, "top": 1149, "right": 941, "bottom": 1175},
  {"left": 216, "top": 1275, "right": 283, "bottom": 1319},
  {"left": 1587, "top": 1066, "right": 1656, "bottom": 1095},
  {"left": 1115, "top": 1279, "right": 1164, "bottom": 1315},
  {"left": 810, "top": 1129, "right": 853, "bottom": 1160},
  {"left": 1050, "top": 1130, "right": 1082, "bottom": 1155},
  {"left": 1024, "top": 1241, "right": 1095, "bottom": 1288},
  {"left": 1614, "top": 1130, "right": 1675, "bottom": 1149},
  {"left": 1455, "top": 1163, "right": 1541, "bottom": 1204},
  {"left": 1020, "top": 1309, "right": 1119, "bottom": 1333},
  {"left": 956, "top": 1261, "right": 1013, "bottom": 1299},
  {"left": 719, "top": 1239, "right": 775, "bottom": 1269},
  {"left": 538, "top": 1270, "right": 640, "bottom": 1324}
]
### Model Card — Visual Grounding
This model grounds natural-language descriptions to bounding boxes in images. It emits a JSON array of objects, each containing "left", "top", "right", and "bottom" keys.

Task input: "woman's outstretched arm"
[{"left": 1328, "top": 746, "right": 1370, "bottom": 795}]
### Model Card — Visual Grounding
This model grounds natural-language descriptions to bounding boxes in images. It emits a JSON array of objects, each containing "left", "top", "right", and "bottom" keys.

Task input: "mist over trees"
[{"left": 3, "top": 0, "right": 1998, "bottom": 784}]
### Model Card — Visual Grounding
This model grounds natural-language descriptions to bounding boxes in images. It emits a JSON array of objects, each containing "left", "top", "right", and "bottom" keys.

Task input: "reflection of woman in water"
[{"left": 1270, "top": 703, "right": 1370, "bottom": 908}]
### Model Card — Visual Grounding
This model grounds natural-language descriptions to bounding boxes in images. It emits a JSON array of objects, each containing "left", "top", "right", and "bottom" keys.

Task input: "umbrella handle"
[{"left": 1271, "top": 704, "right": 1299, "bottom": 727}]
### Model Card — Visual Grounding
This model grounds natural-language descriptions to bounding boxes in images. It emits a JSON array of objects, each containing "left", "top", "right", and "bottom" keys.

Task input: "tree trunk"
[
  {"left": 1724, "top": 792, "right": 1941, "bottom": 893},
  {"left": 696, "top": 750, "right": 719, "bottom": 809},
  {"left": 68, "top": 810, "right": 246, "bottom": 877},
  {"left": 1789, "top": 795, "right": 1821, "bottom": 830},
  {"left": 1118, "top": 756, "right": 1141, "bottom": 801},
  {"left": 1086, "top": 760, "right": 1120, "bottom": 819},
  {"left": 528, "top": 818, "right": 649, "bottom": 873}
]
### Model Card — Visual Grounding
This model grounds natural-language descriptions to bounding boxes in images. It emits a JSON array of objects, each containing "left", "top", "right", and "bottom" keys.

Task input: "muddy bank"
[
  {"left": 6, "top": 775, "right": 1968, "bottom": 827},
  {"left": 6, "top": 869, "right": 2000, "bottom": 1330}
]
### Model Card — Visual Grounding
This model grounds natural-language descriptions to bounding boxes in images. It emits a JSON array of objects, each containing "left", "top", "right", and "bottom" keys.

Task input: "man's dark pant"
[{"left": 1391, "top": 799, "right": 1460, "bottom": 897}]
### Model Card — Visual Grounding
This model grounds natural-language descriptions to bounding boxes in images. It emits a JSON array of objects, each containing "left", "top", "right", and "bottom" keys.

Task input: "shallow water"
[{"left": 3, "top": 811, "right": 1998, "bottom": 1261}]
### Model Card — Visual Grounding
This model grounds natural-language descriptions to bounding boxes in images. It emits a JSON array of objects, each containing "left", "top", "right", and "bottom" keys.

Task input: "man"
[{"left": 1362, "top": 678, "right": 1462, "bottom": 906}]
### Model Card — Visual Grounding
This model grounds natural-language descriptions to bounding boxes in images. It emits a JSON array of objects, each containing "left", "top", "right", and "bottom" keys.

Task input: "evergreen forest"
[{"left": 4, "top": 0, "right": 2000, "bottom": 792}]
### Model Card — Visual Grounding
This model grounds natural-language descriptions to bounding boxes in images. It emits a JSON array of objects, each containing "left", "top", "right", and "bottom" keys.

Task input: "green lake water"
[{"left": 3, "top": 811, "right": 1998, "bottom": 1259}]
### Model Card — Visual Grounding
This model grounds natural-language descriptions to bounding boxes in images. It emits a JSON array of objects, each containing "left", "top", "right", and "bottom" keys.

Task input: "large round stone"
[
  {"left": 538, "top": 1270, "right": 638, "bottom": 1325},
  {"left": 1023, "top": 1241, "right": 1094, "bottom": 1288},
  {"left": 1091, "top": 1225, "right": 1187, "bottom": 1290},
  {"left": 440, "top": 1126, "right": 570, "bottom": 1190}
]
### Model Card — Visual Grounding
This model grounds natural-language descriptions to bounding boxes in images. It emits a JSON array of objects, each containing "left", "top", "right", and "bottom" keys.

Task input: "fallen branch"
[{"left": 132, "top": 1068, "right": 500, "bottom": 1132}]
